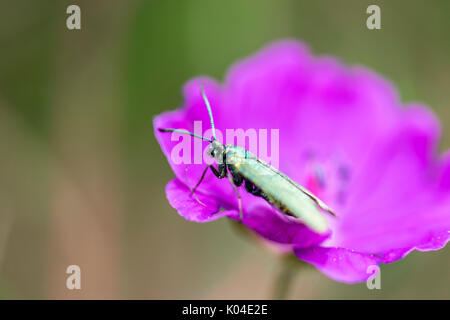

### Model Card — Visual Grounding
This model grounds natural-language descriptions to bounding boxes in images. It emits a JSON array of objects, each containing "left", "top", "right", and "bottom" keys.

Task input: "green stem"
[{"left": 272, "top": 256, "right": 298, "bottom": 300}]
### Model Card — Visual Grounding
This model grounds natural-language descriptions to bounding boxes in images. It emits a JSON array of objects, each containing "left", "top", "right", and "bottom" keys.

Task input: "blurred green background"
[{"left": 0, "top": 0, "right": 449, "bottom": 299}]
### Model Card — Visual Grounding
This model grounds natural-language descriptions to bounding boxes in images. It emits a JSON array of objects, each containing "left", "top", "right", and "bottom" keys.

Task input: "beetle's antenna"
[
  {"left": 201, "top": 85, "right": 217, "bottom": 141},
  {"left": 158, "top": 128, "right": 213, "bottom": 142}
]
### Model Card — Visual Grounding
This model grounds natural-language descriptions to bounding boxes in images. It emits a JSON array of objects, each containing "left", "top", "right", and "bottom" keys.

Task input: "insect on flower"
[
  {"left": 155, "top": 40, "right": 450, "bottom": 283},
  {"left": 159, "top": 86, "right": 336, "bottom": 234}
]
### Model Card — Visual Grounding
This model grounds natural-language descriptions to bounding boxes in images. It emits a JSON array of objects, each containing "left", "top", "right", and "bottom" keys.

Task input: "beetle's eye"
[{"left": 211, "top": 150, "right": 215, "bottom": 157}]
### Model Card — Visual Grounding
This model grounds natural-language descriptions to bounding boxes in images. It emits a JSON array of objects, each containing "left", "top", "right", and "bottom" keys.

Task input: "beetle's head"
[{"left": 208, "top": 140, "right": 225, "bottom": 164}]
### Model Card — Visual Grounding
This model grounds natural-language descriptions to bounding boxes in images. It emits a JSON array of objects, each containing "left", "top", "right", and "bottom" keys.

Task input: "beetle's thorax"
[{"left": 208, "top": 141, "right": 252, "bottom": 167}]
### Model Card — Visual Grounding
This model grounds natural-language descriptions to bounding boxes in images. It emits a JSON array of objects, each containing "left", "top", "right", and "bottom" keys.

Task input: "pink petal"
[
  {"left": 329, "top": 105, "right": 449, "bottom": 255},
  {"left": 241, "top": 204, "right": 329, "bottom": 247},
  {"left": 294, "top": 246, "right": 380, "bottom": 283},
  {"left": 165, "top": 178, "right": 232, "bottom": 222}
]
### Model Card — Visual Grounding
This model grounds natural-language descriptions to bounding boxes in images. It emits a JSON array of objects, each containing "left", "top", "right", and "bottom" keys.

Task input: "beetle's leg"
[
  {"left": 234, "top": 175, "right": 243, "bottom": 187},
  {"left": 184, "top": 166, "right": 206, "bottom": 206},
  {"left": 211, "top": 164, "right": 243, "bottom": 221},
  {"left": 190, "top": 165, "right": 210, "bottom": 196},
  {"left": 227, "top": 173, "right": 243, "bottom": 222},
  {"left": 210, "top": 163, "right": 227, "bottom": 179}
]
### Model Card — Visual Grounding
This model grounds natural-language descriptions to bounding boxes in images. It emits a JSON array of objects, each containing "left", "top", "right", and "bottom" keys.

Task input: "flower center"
[{"left": 301, "top": 151, "right": 351, "bottom": 209}]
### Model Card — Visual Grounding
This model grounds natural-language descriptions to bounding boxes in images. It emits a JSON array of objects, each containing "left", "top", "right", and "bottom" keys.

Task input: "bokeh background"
[{"left": 0, "top": 0, "right": 449, "bottom": 299}]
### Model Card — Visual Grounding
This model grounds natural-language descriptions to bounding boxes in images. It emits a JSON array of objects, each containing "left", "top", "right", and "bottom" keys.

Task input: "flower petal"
[
  {"left": 294, "top": 247, "right": 380, "bottom": 283},
  {"left": 153, "top": 78, "right": 223, "bottom": 187},
  {"left": 165, "top": 178, "right": 231, "bottom": 222},
  {"left": 167, "top": 178, "right": 330, "bottom": 246},
  {"left": 328, "top": 105, "right": 449, "bottom": 256},
  {"left": 155, "top": 40, "right": 450, "bottom": 282},
  {"left": 220, "top": 42, "right": 402, "bottom": 180},
  {"left": 153, "top": 80, "right": 241, "bottom": 210},
  {"left": 241, "top": 204, "right": 330, "bottom": 246}
]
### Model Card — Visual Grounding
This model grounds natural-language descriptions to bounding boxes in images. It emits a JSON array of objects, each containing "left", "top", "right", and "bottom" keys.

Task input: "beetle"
[{"left": 159, "top": 86, "right": 335, "bottom": 233}]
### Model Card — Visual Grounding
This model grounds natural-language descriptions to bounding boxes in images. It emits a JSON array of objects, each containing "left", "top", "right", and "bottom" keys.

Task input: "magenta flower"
[{"left": 154, "top": 40, "right": 450, "bottom": 283}]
